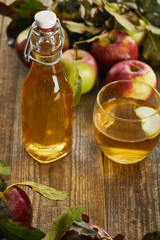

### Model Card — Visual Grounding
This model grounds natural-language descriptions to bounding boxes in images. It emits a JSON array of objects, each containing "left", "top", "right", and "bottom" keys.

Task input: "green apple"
[{"left": 61, "top": 49, "right": 98, "bottom": 94}]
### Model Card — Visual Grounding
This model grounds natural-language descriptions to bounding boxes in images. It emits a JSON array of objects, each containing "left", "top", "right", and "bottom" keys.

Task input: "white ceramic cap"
[{"left": 34, "top": 10, "right": 57, "bottom": 30}]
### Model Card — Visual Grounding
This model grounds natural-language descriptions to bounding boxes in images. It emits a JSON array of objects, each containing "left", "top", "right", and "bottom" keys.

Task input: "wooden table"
[{"left": 1, "top": 2, "right": 160, "bottom": 239}]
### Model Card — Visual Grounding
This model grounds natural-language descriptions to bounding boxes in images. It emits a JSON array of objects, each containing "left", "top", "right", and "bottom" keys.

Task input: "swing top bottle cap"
[{"left": 34, "top": 10, "right": 57, "bottom": 31}]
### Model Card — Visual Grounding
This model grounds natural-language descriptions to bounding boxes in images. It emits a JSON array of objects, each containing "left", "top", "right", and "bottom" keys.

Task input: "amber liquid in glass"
[
  {"left": 93, "top": 98, "right": 160, "bottom": 164},
  {"left": 21, "top": 55, "right": 73, "bottom": 163}
]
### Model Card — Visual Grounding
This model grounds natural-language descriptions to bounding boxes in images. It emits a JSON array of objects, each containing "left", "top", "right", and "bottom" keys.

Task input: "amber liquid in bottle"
[{"left": 21, "top": 34, "right": 73, "bottom": 163}]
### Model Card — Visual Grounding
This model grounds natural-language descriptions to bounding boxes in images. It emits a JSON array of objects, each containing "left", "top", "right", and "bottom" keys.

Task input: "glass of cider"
[{"left": 93, "top": 80, "right": 160, "bottom": 164}]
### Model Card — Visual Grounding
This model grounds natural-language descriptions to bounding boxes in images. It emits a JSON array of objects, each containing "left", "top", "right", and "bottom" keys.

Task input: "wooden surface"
[{"left": 1, "top": 1, "right": 160, "bottom": 239}]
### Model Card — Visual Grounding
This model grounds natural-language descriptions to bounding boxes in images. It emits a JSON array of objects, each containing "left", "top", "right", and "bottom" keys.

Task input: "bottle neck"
[
  {"left": 33, "top": 48, "right": 61, "bottom": 65},
  {"left": 30, "top": 57, "right": 63, "bottom": 73},
  {"left": 30, "top": 22, "right": 63, "bottom": 65}
]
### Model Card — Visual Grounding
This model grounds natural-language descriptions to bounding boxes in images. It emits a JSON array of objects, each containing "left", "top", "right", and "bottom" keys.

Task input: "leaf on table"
[
  {"left": 0, "top": 0, "right": 46, "bottom": 46},
  {"left": 142, "top": 33, "right": 160, "bottom": 66},
  {"left": 44, "top": 206, "right": 85, "bottom": 240},
  {"left": 73, "top": 69, "right": 82, "bottom": 107},
  {"left": 4, "top": 181, "right": 68, "bottom": 201},
  {"left": 71, "top": 219, "right": 98, "bottom": 236},
  {"left": 0, "top": 199, "right": 11, "bottom": 219},
  {"left": 0, "top": 160, "right": 11, "bottom": 177},
  {"left": 0, "top": 218, "right": 45, "bottom": 240},
  {"left": 142, "top": 231, "right": 160, "bottom": 240}
]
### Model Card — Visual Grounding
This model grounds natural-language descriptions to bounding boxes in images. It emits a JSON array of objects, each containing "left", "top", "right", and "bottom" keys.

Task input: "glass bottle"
[{"left": 22, "top": 10, "right": 73, "bottom": 164}]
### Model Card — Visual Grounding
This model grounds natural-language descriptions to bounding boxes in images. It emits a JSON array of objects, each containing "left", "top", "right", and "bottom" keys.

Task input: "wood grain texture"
[{"left": 1, "top": 1, "right": 160, "bottom": 239}]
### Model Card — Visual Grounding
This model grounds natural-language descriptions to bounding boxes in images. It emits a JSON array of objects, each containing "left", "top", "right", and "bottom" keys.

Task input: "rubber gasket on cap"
[{"left": 34, "top": 10, "right": 57, "bottom": 31}]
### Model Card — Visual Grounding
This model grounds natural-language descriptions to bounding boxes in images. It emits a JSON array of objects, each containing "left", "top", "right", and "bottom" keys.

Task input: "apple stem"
[
  {"left": 131, "top": 64, "right": 140, "bottom": 72},
  {"left": 73, "top": 43, "right": 78, "bottom": 60}
]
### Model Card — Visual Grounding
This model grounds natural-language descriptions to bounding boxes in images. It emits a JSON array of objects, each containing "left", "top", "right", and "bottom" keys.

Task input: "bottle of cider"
[{"left": 22, "top": 10, "right": 73, "bottom": 163}]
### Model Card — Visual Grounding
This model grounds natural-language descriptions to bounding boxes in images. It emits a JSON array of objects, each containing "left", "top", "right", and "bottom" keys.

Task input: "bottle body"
[{"left": 21, "top": 61, "right": 73, "bottom": 163}]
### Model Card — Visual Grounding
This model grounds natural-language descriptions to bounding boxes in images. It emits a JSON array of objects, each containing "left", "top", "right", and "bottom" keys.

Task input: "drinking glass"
[{"left": 93, "top": 80, "right": 160, "bottom": 164}]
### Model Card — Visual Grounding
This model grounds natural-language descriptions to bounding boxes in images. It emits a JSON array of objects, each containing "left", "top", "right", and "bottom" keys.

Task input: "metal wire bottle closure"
[{"left": 23, "top": 18, "right": 64, "bottom": 66}]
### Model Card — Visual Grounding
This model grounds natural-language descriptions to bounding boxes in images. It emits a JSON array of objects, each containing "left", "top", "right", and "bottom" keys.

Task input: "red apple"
[
  {"left": 5, "top": 186, "right": 33, "bottom": 226},
  {"left": 15, "top": 26, "right": 69, "bottom": 67},
  {"left": 105, "top": 59, "right": 157, "bottom": 99},
  {"left": 90, "top": 29, "right": 139, "bottom": 73},
  {"left": 15, "top": 27, "right": 32, "bottom": 68},
  {"left": 61, "top": 49, "right": 98, "bottom": 94}
]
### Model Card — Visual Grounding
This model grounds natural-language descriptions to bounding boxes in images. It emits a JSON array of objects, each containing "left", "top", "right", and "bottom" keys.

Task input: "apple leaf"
[
  {"left": 0, "top": 178, "right": 7, "bottom": 192},
  {"left": 0, "top": 160, "right": 11, "bottom": 177},
  {"left": 71, "top": 219, "right": 98, "bottom": 235},
  {"left": 4, "top": 181, "right": 68, "bottom": 201},
  {"left": 73, "top": 69, "right": 82, "bottom": 107},
  {"left": 142, "top": 32, "right": 160, "bottom": 66},
  {"left": 0, "top": 218, "right": 45, "bottom": 240},
  {"left": 142, "top": 231, "right": 160, "bottom": 240},
  {"left": 103, "top": 2, "right": 144, "bottom": 33},
  {"left": 145, "top": 23, "right": 160, "bottom": 35},
  {"left": 136, "top": 0, "right": 160, "bottom": 27},
  {"left": 62, "top": 20, "right": 104, "bottom": 35},
  {"left": 0, "top": 199, "right": 11, "bottom": 219},
  {"left": 44, "top": 206, "right": 85, "bottom": 240},
  {"left": 0, "top": 0, "right": 46, "bottom": 46}
]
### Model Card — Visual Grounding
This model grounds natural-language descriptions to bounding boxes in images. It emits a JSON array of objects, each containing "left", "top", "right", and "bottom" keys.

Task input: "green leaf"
[
  {"left": 142, "top": 231, "right": 160, "bottom": 240},
  {"left": 74, "top": 30, "right": 112, "bottom": 45},
  {"left": 72, "top": 219, "right": 98, "bottom": 235},
  {"left": 142, "top": 33, "right": 160, "bottom": 66},
  {"left": 4, "top": 181, "right": 68, "bottom": 201},
  {"left": 44, "top": 206, "right": 85, "bottom": 240},
  {"left": 144, "top": 22, "right": 160, "bottom": 35},
  {"left": 0, "top": 0, "right": 46, "bottom": 20},
  {"left": 103, "top": 2, "right": 143, "bottom": 33},
  {"left": 73, "top": 69, "right": 82, "bottom": 106},
  {"left": 0, "top": 199, "right": 11, "bottom": 219},
  {"left": 0, "top": 218, "right": 45, "bottom": 240},
  {"left": 0, "top": 178, "right": 7, "bottom": 192},
  {"left": 137, "top": 0, "right": 160, "bottom": 27},
  {"left": 62, "top": 20, "right": 104, "bottom": 35},
  {"left": 0, "top": 0, "right": 46, "bottom": 46},
  {"left": 0, "top": 160, "right": 11, "bottom": 177}
]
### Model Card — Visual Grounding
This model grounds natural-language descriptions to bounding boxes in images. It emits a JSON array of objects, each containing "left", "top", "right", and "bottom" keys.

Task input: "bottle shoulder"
[
  {"left": 22, "top": 61, "right": 72, "bottom": 93},
  {"left": 24, "top": 61, "right": 67, "bottom": 80}
]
